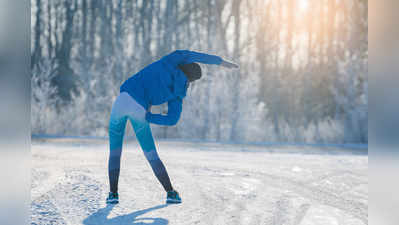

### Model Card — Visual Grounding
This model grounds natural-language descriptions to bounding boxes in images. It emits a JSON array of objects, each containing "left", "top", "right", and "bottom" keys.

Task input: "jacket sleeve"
[
  {"left": 145, "top": 98, "right": 182, "bottom": 126},
  {"left": 170, "top": 50, "right": 223, "bottom": 66}
]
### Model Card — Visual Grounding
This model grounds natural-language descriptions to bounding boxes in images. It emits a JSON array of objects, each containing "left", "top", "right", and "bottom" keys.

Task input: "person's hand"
[{"left": 220, "top": 60, "right": 239, "bottom": 69}]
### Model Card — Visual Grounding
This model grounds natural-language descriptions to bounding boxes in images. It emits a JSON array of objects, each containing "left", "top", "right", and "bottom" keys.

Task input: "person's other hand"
[{"left": 220, "top": 60, "right": 239, "bottom": 69}]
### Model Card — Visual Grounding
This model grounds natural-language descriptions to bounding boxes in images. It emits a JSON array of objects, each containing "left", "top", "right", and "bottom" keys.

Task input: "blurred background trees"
[{"left": 31, "top": 0, "right": 368, "bottom": 144}]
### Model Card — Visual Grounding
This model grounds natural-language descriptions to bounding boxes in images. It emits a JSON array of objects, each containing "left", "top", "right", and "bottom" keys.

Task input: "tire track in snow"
[
  {"left": 185, "top": 166, "right": 269, "bottom": 225},
  {"left": 252, "top": 172, "right": 368, "bottom": 224},
  {"left": 264, "top": 195, "right": 293, "bottom": 225},
  {"left": 181, "top": 166, "right": 229, "bottom": 225},
  {"left": 292, "top": 203, "right": 311, "bottom": 225},
  {"left": 196, "top": 166, "right": 366, "bottom": 225},
  {"left": 31, "top": 194, "right": 68, "bottom": 225},
  {"left": 177, "top": 164, "right": 313, "bottom": 225},
  {"left": 31, "top": 169, "right": 104, "bottom": 225}
]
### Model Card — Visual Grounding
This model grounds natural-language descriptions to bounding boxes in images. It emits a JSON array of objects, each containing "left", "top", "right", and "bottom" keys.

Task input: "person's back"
[
  {"left": 106, "top": 50, "right": 238, "bottom": 204},
  {"left": 120, "top": 60, "right": 173, "bottom": 110},
  {"left": 120, "top": 50, "right": 227, "bottom": 110}
]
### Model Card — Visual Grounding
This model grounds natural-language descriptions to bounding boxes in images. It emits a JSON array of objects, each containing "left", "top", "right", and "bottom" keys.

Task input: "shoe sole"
[
  {"left": 106, "top": 200, "right": 119, "bottom": 204},
  {"left": 166, "top": 199, "right": 182, "bottom": 204}
]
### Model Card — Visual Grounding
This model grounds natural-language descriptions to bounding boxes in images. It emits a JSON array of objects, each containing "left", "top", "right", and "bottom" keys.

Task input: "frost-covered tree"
[
  {"left": 31, "top": 0, "right": 368, "bottom": 144},
  {"left": 332, "top": 56, "right": 368, "bottom": 143},
  {"left": 31, "top": 60, "right": 58, "bottom": 134}
]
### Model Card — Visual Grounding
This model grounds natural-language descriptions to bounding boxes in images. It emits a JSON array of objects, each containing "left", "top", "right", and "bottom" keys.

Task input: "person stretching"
[{"left": 107, "top": 50, "right": 238, "bottom": 204}]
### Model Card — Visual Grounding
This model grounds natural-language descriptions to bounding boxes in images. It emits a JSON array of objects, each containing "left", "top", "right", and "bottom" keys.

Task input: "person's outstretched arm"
[
  {"left": 168, "top": 50, "right": 239, "bottom": 68},
  {"left": 219, "top": 59, "right": 240, "bottom": 69},
  {"left": 145, "top": 98, "right": 182, "bottom": 126}
]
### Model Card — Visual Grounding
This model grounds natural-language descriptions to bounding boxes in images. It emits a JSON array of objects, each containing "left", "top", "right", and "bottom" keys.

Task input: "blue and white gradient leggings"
[{"left": 108, "top": 92, "right": 173, "bottom": 193}]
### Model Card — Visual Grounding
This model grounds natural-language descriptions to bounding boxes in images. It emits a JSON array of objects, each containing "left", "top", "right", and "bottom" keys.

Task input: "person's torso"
[{"left": 120, "top": 57, "right": 188, "bottom": 109}]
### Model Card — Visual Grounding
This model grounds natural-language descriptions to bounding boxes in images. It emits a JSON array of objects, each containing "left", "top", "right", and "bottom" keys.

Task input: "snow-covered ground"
[{"left": 31, "top": 138, "right": 368, "bottom": 225}]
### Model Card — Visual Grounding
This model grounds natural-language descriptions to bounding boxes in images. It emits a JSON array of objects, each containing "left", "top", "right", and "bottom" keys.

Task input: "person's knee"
[
  {"left": 109, "top": 120, "right": 126, "bottom": 149},
  {"left": 109, "top": 123, "right": 125, "bottom": 137},
  {"left": 109, "top": 116, "right": 127, "bottom": 133},
  {"left": 143, "top": 150, "right": 160, "bottom": 161}
]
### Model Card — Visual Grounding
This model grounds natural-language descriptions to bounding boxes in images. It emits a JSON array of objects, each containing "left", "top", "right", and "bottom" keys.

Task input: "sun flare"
[{"left": 298, "top": 0, "right": 309, "bottom": 11}]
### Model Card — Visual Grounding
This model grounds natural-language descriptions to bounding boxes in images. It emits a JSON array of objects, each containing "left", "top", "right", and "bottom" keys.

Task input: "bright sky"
[{"left": 298, "top": 0, "right": 309, "bottom": 11}]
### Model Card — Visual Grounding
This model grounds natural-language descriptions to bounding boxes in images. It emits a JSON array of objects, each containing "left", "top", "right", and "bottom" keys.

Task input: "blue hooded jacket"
[{"left": 120, "top": 50, "right": 222, "bottom": 126}]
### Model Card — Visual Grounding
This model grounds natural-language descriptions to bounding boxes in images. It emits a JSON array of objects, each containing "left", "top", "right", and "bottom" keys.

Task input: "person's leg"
[
  {"left": 108, "top": 115, "right": 127, "bottom": 194},
  {"left": 130, "top": 120, "right": 174, "bottom": 192}
]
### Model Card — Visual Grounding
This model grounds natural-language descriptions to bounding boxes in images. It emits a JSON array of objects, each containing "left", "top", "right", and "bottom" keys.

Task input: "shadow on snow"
[{"left": 83, "top": 204, "right": 169, "bottom": 225}]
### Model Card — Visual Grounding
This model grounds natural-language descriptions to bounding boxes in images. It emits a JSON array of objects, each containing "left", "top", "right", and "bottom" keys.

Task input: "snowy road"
[{"left": 31, "top": 138, "right": 368, "bottom": 225}]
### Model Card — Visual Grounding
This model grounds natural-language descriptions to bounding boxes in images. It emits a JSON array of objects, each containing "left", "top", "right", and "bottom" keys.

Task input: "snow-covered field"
[{"left": 31, "top": 138, "right": 368, "bottom": 225}]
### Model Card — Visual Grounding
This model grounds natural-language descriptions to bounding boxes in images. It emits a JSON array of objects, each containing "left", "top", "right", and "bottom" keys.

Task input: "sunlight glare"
[{"left": 298, "top": 0, "right": 309, "bottom": 11}]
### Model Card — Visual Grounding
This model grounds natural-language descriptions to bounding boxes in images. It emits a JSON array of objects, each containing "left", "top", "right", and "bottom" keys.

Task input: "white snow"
[
  {"left": 31, "top": 138, "right": 368, "bottom": 225},
  {"left": 292, "top": 166, "right": 302, "bottom": 173}
]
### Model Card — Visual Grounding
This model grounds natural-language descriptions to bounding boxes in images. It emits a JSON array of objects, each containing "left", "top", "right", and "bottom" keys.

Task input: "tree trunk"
[
  {"left": 32, "top": 0, "right": 42, "bottom": 68},
  {"left": 53, "top": 0, "right": 78, "bottom": 103},
  {"left": 230, "top": 0, "right": 242, "bottom": 141},
  {"left": 202, "top": 0, "right": 213, "bottom": 139}
]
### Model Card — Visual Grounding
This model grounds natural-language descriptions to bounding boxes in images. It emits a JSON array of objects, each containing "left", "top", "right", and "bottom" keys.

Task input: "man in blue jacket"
[{"left": 107, "top": 50, "right": 238, "bottom": 204}]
